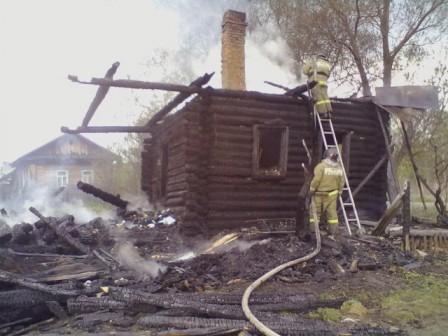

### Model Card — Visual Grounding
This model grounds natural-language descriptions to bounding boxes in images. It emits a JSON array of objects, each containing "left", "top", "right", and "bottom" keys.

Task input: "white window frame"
[
  {"left": 81, "top": 170, "right": 94, "bottom": 184},
  {"left": 56, "top": 170, "right": 69, "bottom": 187}
]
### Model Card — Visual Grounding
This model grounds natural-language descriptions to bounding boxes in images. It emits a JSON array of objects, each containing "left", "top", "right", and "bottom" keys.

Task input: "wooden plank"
[
  {"left": 81, "top": 62, "right": 120, "bottom": 127},
  {"left": 372, "top": 181, "right": 408, "bottom": 236},
  {"left": 352, "top": 153, "right": 387, "bottom": 197},
  {"left": 376, "top": 107, "right": 400, "bottom": 198},
  {"left": 62, "top": 125, "right": 152, "bottom": 134},
  {"left": 146, "top": 73, "right": 213, "bottom": 128}
]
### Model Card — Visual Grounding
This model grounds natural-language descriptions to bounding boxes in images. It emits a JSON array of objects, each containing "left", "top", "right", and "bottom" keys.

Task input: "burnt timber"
[
  {"left": 141, "top": 90, "right": 389, "bottom": 234},
  {"left": 63, "top": 68, "right": 390, "bottom": 235}
]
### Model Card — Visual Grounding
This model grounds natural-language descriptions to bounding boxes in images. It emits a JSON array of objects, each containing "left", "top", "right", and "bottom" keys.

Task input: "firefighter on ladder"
[
  {"left": 303, "top": 53, "right": 332, "bottom": 119},
  {"left": 309, "top": 148, "right": 344, "bottom": 239}
]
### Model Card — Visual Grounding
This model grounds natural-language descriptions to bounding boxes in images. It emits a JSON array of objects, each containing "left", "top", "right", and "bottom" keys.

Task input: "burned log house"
[{"left": 64, "top": 10, "right": 390, "bottom": 235}]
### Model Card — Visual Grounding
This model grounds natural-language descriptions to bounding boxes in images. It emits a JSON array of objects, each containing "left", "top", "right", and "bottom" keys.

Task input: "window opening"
[{"left": 253, "top": 125, "right": 289, "bottom": 178}]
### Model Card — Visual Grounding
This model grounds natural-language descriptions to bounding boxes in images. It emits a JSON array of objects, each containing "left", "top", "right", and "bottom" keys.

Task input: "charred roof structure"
[{"left": 63, "top": 10, "right": 397, "bottom": 235}]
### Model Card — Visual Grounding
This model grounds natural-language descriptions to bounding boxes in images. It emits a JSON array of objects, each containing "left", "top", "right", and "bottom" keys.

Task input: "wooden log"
[
  {"left": 402, "top": 182, "right": 411, "bottom": 252},
  {"left": 207, "top": 210, "right": 296, "bottom": 220},
  {"left": 81, "top": 62, "right": 120, "bottom": 127},
  {"left": 146, "top": 73, "right": 214, "bottom": 128},
  {"left": 371, "top": 182, "right": 408, "bottom": 236},
  {"left": 352, "top": 153, "right": 387, "bottom": 197},
  {"left": 208, "top": 200, "right": 298, "bottom": 211},
  {"left": 61, "top": 125, "right": 152, "bottom": 134},
  {"left": 208, "top": 191, "right": 299, "bottom": 202},
  {"left": 210, "top": 105, "right": 309, "bottom": 121},
  {"left": 209, "top": 95, "right": 305, "bottom": 112},
  {"left": 77, "top": 181, "right": 128, "bottom": 209},
  {"left": 71, "top": 76, "right": 302, "bottom": 104},
  {"left": 376, "top": 107, "right": 400, "bottom": 198},
  {"left": 0, "top": 270, "right": 80, "bottom": 296},
  {"left": 401, "top": 120, "right": 427, "bottom": 209}
]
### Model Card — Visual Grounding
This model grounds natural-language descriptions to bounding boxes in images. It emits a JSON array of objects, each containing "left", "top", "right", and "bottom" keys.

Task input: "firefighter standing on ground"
[
  {"left": 309, "top": 148, "right": 344, "bottom": 237},
  {"left": 303, "top": 54, "right": 332, "bottom": 118}
]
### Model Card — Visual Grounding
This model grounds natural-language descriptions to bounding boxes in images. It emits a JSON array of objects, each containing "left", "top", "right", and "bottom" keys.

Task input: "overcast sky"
[
  {"left": 0, "top": 0, "right": 442, "bottom": 164},
  {"left": 0, "top": 0, "right": 297, "bottom": 164}
]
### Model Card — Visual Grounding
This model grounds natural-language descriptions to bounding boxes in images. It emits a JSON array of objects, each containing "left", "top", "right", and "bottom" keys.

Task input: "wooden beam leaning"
[
  {"left": 372, "top": 181, "right": 408, "bottom": 236},
  {"left": 352, "top": 153, "right": 388, "bottom": 197},
  {"left": 400, "top": 120, "right": 427, "bottom": 210},
  {"left": 61, "top": 126, "right": 152, "bottom": 134},
  {"left": 146, "top": 72, "right": 214, "bottom": 128},
  {"left": 375, "top": 106, "right": 400, "bottom": 199},
  {"left": 79, "top": 62, "right": 120, "bottom": 127}
]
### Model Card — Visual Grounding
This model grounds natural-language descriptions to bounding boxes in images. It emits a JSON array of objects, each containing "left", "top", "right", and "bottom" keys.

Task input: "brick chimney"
[{"left": 221, "top": 10, "right": 247, "bottom": 90}]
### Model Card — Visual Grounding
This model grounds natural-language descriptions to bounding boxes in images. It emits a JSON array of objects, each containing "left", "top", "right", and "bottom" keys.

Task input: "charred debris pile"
[{"left": 0, "top": 183, "right": 411, "bottom": 335}]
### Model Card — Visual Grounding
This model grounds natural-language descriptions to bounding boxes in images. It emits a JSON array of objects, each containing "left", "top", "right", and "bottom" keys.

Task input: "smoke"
[
  {"left": 124, "top": 193, "right": 153, "bottom": 212},
  {"left": 219, "top": 238, "right": 271, "bottom": 253},
  {"left": 116, "top": 242, "right": 167, "bottom": 279},
  {"left": 0, "top": 184, "right": 115, "bottom": 227}
]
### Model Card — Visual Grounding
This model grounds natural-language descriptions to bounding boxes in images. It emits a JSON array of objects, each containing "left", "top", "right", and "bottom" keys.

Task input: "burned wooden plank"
[
  {"left": 376, "top": 107, "right": 400, "bottom": 198},
  {"left": 0, "top": 270, "right": 80, "bottom": 296},
  {"left": 77, "top": 181, "right": 129, "bottom": 209},
  {"left": 146, "top": 72, "right": 214, "bottom": 128},
  {"left": 371, "top": 181, "right": 408, "bottom": 236},
  {"left": 61, "top": 125, "right": 152, "bottom": 134},
  {"left": 81, "top": 61, "right": 120, "bottom": 127},
  {"left": 352, "top": 153, "right": 387, "bottom": 197}
]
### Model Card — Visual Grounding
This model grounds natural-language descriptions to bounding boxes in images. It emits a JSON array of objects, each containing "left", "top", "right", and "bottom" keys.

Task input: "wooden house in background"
[{"left": 0, "top": 134, "right": 118, "bottom": 200}]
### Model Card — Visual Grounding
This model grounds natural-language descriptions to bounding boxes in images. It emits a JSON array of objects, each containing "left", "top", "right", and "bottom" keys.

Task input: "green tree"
[{"left": 252, "top": 0, "right": 448, "bottom": 96}]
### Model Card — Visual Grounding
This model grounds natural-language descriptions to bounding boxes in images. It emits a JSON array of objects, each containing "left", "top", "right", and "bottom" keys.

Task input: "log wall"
[
  {"left": 205, "top": 95, "right": 312, "bottom": 230},
  {"left": 142, "top": 92, "right": 389, "bottom": 233},
  {"left": 331, "top": 102, "right": 388, "bottom": 219}
]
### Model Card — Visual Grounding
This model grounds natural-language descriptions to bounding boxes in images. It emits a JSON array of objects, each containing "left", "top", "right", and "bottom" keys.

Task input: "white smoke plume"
[
  {"left": 116, "top": 242, "right": 167, "bottom": 279},
  {"left": 0, "top": 184, "right": 115, "bottom": 227}
]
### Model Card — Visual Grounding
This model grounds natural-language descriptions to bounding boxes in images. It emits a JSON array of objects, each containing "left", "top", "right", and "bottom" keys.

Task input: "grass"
[{"left": 380, "top": 270, "right": 448, "bottom": 327}]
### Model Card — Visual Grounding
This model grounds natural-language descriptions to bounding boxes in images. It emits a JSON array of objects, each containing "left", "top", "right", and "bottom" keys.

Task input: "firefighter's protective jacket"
[
  {"left": 303, "top": 57, "right": 331, "bottom": 85},
  {"left": 310, "top": 159, "right": 344, "bottom": 195},
  {"left": 303, "top": 56, "right": 332, "bottom": 113}
]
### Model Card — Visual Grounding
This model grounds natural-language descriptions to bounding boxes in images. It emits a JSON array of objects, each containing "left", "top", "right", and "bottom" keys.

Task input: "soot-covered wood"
[{"left": 142, "top": 93, "right": 388, "bottom": 233}]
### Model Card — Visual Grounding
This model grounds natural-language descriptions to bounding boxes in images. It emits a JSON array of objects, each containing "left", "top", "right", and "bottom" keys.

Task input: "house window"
[
  {"left": 81, "top": 170, "right": 94, "bottom": 184},
  {"left": 252, "top": 125, "right": 289, "bottom": 178},
  {"left": 56, "top": 170, "right": 69, "bottom": 187}
]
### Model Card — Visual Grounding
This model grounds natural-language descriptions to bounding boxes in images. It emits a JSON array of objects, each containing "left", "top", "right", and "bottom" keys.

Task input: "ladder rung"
[
  {"left": 327, "top": 145, "right": 337, "bottom": 148},
  {"left": 343, "top": 203, "right": 353, "bottom": 206}
]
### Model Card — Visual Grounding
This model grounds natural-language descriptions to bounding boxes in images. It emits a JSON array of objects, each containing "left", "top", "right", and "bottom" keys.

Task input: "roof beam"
[
  {"left": 78, "top": 62, "right": 120, "bottom": 127},
  {"left": 145, "top": 72, "right": 214, "bottom": 127},
  {"left": 61, "top": 126, "right": 151, "bottom": 134}
]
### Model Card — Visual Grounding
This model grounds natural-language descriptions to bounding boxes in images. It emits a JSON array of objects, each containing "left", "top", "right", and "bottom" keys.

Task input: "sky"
[
  {"left": 0, "top": 0, "right": 299, "bottom": 164},
  {"left": 0, "top": 0, "right": 442, "bottom": 165}
]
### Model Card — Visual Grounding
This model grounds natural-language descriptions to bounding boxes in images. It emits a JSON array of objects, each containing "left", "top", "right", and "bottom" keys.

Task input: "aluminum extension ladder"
[{"left": 316, "top": 113, "right": 363, "bottom": 235}]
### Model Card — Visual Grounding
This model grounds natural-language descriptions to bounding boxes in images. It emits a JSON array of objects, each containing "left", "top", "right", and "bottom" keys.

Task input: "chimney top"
[
  {"left": 221, "top": 10, "right": 247, "bottom": 90},
  {"left": 222, "top": 10, "right": 246, "bottom": 26}
]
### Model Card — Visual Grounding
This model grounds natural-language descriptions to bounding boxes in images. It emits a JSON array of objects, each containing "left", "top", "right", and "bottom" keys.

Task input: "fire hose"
[{"left": 242, "top": 199, "right": 322, "bottom": 336}]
